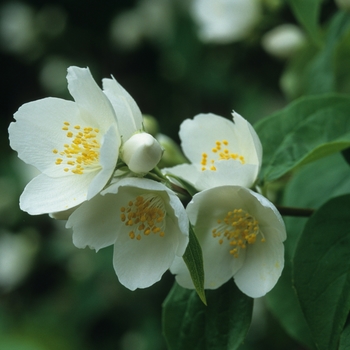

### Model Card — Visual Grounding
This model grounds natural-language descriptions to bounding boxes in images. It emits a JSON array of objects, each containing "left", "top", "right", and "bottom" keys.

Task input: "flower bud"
[
  {"left": 121, "top": 133, "right": 163, "bottom": 173},
  {"left": 261, "top": 24, "right": 305, "bottom": 59}
]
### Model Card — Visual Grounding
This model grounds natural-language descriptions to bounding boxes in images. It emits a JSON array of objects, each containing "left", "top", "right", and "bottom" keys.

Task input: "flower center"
[
  {"left": 120, "top": 194, "right": 166, "bottom": 241},
  {"left": 52, "top": 121, "right": 100, "bottom": 175},
  {"left": 200, "top": 139, "right": 245, "bottom": 171},
  {"left": 212, "top": 208, "right": 265, "bottom": 258}
]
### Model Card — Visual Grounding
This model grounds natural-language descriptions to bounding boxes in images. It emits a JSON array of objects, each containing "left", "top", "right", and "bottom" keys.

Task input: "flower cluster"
[{"left": 9, "top": 66, "right": 286, "bottom": 298}]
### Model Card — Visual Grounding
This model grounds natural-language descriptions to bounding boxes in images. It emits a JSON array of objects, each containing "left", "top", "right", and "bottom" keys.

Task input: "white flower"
[
  {"left": 164, "top": 112, "right": 262, "bottom": 191},
  {"left": 67, "top": 177, "right": 189, "bottom": 290},
  {"left": 261, "top": 24, "right": 305, "bottom": 59},
  {"left": 190, "top": 0, "right": 261, "bottom": 44},
  {"left": 170, "top": 186, "right": 286, "bottom": 298},
  {"left": 121, "top": 132, "right": 163, "bottom": 173},
  {"left": 9, "top": 66, "right": 123, "bottom": 215}
]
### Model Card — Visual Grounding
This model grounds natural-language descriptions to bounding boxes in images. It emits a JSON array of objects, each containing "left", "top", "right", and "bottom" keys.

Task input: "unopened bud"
[
  {"left": 122, "top": 133, "right": 163, "bottom": 173},
  {"left": 261, "top": 24, "right": 305, "bottom": 59}
]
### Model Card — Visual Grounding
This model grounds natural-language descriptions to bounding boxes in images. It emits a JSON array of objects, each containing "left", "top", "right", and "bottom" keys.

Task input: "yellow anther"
[
  {"left": 129, "top": 232, "right": 135, "bottom": 239},
  {"left": 212, "top": 208, "right": 261, "bottom": 258},
  {"left": 136, "top": 234, "right": 141, "bottom": 240},
  {"left": 74, "top": 125, "right": 81, "bottom": 129},
  {"left": 223, "top": 140, "right": 228, "bottom": 145},
  {"left": 122, "top": 194, "right": 166, "bottom": 240},
  {"left": 67, "top": 132, "right": 73, "bottom": 138}
]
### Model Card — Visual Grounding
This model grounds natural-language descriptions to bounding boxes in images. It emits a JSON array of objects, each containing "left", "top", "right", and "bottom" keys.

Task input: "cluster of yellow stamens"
[
  {"left": 200, "top": 139, "right": 245, "bottom": 171},
  {"left": 212, "top": 208, "right": 265, "bottom": 258},
  {"left": 53, "top": 121, "right": 100, "bottom": 175},
  {"left": 120, "top": 194, "right": 166, "bottom": 241}
]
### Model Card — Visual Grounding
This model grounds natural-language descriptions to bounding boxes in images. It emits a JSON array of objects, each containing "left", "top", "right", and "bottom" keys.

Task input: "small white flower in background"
[
  {"left": 261, "top": 24, "right": 305, "bottom": 59},
  {"left": 190, "top": 0, "right": 261, "bottom": 44},
  {"left": 170, "top": 185, "right": 286, "bottom": 298},
  {"left": 67, "top": 177, "right": 189, "bottom": 290},
  {"left": 121, "top": 133, "right": 163, "bottom": 174},
  {"left": 109, "top": 0, "right": 173, "bottom": 51},
  {"left": 9, "top": 66, "right": 122, "bottom": 215},
  {"left": 0, "top": 231, "right": 39, "bottom": 292},
  {"left": 164, "top": 112, "right": 262, "bottom": 191}
]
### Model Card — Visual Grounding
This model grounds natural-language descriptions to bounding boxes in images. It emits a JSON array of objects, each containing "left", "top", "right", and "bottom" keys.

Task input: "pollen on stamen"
[
  {"left": 121, "top": 194, "right": 166, "bottom": 240},
  {"left": 212, "top": 208, "right": 261, "bottom": 258}
]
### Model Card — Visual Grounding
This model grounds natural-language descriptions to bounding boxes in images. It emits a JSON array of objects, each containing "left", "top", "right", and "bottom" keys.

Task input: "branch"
[{"left": 277, "top": 206, "right": 314, "bottom": 217}]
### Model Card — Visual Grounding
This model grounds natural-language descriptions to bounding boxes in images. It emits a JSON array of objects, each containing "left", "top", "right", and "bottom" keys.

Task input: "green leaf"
[
  {"left": 182, "top": 224, "right": 206, "bottom": 305},
  {"left": 265, "top": 259, "right": 315, "bottom": 349},
  {"left": 293, "top": 195, "right": 350, "bottom": 350},
  {"left": 266, "top": 153, "right": 350, "bottom": 348},
  {"left": 162, "top": 280, "right": 253, "bottom": 350},
  {"left": 305, "top": 12, "right": 350, "bottom": 95},
  {"left": 340, "top": 321, "right": 350, "bottom": 350},
  {"left": 286, "top": 0, "right": 322, "bottom": 46},
  {"left": 281, "top": 12, "right": 350, "bottom": 100},
  {"left": 254, "top": 94, "right": 350, "bottom": 184}
]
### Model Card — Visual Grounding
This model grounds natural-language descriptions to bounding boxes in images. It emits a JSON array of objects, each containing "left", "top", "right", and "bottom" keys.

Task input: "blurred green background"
[{"left": 0, "top": 0, "right": 343, "bottom": 349}]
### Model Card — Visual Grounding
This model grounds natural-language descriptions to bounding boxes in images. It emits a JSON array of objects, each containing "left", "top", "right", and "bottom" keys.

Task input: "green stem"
[{"left": 277, "top": 206, "right": 314, "bottom": 217}]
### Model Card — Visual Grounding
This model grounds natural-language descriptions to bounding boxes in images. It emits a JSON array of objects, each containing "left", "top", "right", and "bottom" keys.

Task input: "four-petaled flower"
[
  {"left": 9, "top": 66, "right": 126, "bottom": 215},
  {"left": 165, "top": 112, "right": 262, "bottom": 191},
  {"left": 67, "top": 177, "right": 189, "bottom": 290},
  {"left": 170, "top": 185, "right": 286, "bottom": 298}
]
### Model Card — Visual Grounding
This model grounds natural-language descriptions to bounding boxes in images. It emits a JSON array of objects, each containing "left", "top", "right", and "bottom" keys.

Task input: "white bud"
[
  {"left": 261, "top": 24, "right": 305, "bottom": 59},
  {"left": 121, "top": 133, "right": 163, "bottom": 173}
]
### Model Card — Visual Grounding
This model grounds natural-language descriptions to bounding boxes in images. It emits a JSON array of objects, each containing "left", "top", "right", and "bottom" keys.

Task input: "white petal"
[
  {"left": 113, "top": 217, "right": 179, "bottom": 290},
  {"left": 234, "top": 234, "right": 284, "bottom": 298},
  {"left": 9, "top": 97, "right": 80, "bottom": 174},
  {"left": 49, "top": 206, "right": 79, "bottom": 220},
  {"left": 103, "top": 76, "right": 143, "bottom": 139},
  {"left": 231, "top": 111, "right": 262, "bottom": 167},
  {"left": 20, "top": 172, "right": 98, "bottom": 215},
  {"left": 87, "top": 125, "right": 120, "bottom": 199},
  {"left": 196, "top": 161, "right": 259, "bottom": 190},
  {"left": 67, "top": 193, "right": 119, "bottom": 251},
  {"left": 179, "top": 113, "right": 237, "bottom": 163},
  {"left": 66, "top": 66, "right": 117, "bottom": 130}
]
